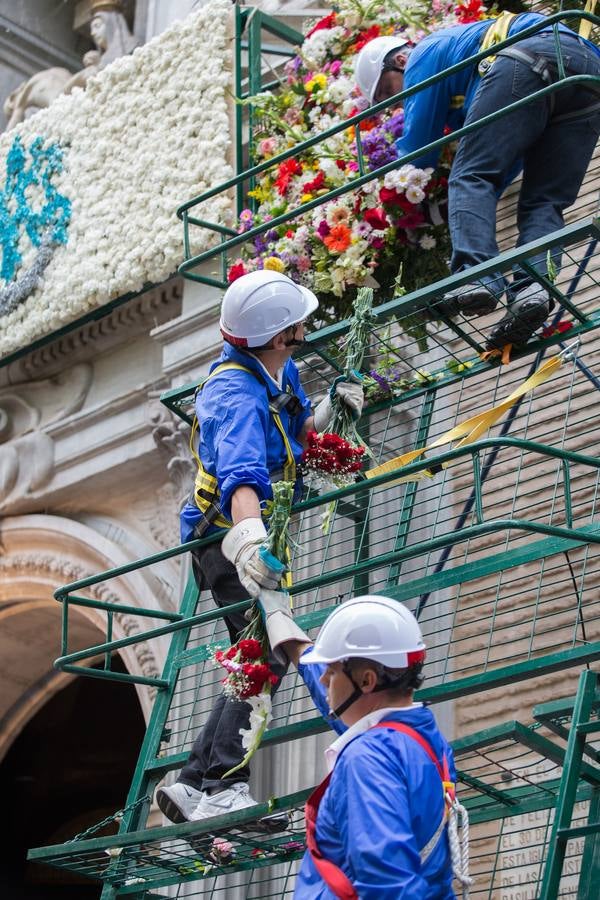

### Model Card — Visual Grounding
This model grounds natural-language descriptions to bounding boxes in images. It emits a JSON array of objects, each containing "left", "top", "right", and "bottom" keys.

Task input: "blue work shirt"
[
  {"left": 396, "top": 13, "right": 598, "bottom": 169},
  {"left": 180, "top": 343, "right": 312, "bottom": 542},
  {"left": 295, "top": 658, "right": 457, "bottom": 899}
]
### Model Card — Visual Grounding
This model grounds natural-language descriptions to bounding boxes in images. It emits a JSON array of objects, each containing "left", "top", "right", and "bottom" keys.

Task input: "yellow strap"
[
  {"left": 480, "top": 11, "right": 517, "bottom": 52},
  {"left": 190, "top": 360, "right": 296, "bottom": 524},
  {"left": 478, "top": 12, "right": 517, "bottom": 76},
  {"left": 366, "top": 354, "right": 562, "bottom": 484},
  {"left": 189, "top": 362, "right": 256, "bottom": 466},
  {"left": 580, "top": 0, "right": 597, "bottom": 39}
]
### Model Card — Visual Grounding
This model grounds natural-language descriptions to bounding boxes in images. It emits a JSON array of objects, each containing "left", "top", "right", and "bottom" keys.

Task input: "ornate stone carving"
[
  {"left": 3, "top": 68, "right": 73, "bottom": 131},
  {"left": 150, "top": 407, "right": 196, "bottom": 510},
  {"left": 0, "top": 551, "right": 161, "bottom": 699},
  {"left": 0, "top": 363, "right": 92, "bottom": 505},
  {"left": 0, "top": 280, "right": 182, "bottom": 385},
  {"left": 90, "top": 1, "right": 139, "bottom": 69},
  {"left": 1, "top": 0, "right": 138, "bottom": 134}
]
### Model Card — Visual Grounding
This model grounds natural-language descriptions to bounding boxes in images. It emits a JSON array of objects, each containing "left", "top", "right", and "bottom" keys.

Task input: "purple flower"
[
  {"left": 360, "top": 126, "right": 399, "bottom": 171},
  {"left": 317, "top": 220, "right": 330, "bottom": 238},
  {"left": 385, "top": 111, "right": 405, "bottom": 140},
  {"left": 370, "top": 371, "right": 392, "bottom": 394}
]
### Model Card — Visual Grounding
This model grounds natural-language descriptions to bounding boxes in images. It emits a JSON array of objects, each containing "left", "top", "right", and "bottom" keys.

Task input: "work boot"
[
  {"left": 433, "top": 282, "right": 500, "bottom": 319},
  {"left": 156, "top": 782, "right": 205, "bottom": 823},
  {"left": 486, "top": 283, "right": 553, "bottom": 350},
  {"left": 190, "top": 782, "right": 290, "bottom": 833}
]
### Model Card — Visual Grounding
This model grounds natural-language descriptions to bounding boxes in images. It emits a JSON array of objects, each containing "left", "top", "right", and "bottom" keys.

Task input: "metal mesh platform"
[{"left": 28, "top": 672, "right": 600, "bottom": 898}]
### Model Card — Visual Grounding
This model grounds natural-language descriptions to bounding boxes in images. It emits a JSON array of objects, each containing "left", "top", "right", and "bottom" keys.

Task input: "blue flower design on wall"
[{"left": 0, "top": 135, "right": 71, "bottom": 317}]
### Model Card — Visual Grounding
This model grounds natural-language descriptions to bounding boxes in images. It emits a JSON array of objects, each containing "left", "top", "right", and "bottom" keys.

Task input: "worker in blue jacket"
[
  {"left": 156, "top": 270, "right": 364, "bottom": 827},
  {"left": 258, "top": 591, "right": 465, "bottom": 898},
  {"left": 355, "top": 12, "right": 600, "bottom": 352}
]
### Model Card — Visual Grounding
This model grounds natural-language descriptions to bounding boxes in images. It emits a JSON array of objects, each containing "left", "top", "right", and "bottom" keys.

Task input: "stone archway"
[{"left": 0, "top": 513, "right": 173, "bottom": 897}]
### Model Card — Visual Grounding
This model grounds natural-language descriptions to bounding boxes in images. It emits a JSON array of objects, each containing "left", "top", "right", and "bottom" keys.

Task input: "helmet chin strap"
[
  {"left": 284, "top": 337, "right": 306, "bottom": 347},
  {"left": 328, "top": 662, "right": 365, "bottom": 719},
  {"left": 329, "top": 659, "right": 412, "bottom": 719}
]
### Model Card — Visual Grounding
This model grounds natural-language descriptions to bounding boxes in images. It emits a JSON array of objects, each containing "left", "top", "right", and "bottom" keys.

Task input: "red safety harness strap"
[
  {"left": 304, "top": 719, "right": 452, "bottom": 900},
  {"left": 305, "top": 772, "right": 358, "bottom": 900}
]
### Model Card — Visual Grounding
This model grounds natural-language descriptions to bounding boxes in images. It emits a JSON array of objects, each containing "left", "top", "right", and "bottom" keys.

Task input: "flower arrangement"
[
  {"left": 214, "top": 481, "right": 295, "bottom": 778},
  {"left": 302, "top": 430, "right": 365, "bottom": 489},
  {"left": 302, "top": 286, "right": 374, "bottom": 490},
  {"left": 214, "top": 638, "right": 279, "bottom": 700},
  {"left": 227, "top": 0, "right": 490, "bottom": 323}
]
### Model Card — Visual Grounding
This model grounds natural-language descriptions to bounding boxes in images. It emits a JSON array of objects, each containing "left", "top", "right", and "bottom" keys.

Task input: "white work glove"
[
  {"left": 222, "top": 519, "right": 286, "bottom": 598},
  {"left": 313, "top": 372, "right": 365, "bottom": 433},
  {"left": 258, "top": 589, "right": 310, "bottom": 663}
]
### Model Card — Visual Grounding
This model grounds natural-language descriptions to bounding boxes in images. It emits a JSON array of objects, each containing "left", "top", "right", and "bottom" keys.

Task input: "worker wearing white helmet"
[
  {"left": 354, "top": 14, "right": 600, "bottom": 353},
  {"left": 257, "top": 591, "right": 461, "bottom": 898},
  {"left": 157, "top": 270, "right": 364, "bottom": 827}
]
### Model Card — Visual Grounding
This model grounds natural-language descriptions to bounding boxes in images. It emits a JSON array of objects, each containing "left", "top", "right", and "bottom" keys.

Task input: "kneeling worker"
[{"left": 261, "top": 591, "right": 466, "bottom": 898}]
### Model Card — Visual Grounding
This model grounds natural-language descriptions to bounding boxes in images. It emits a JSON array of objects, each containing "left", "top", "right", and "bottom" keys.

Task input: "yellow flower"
[
  {"left": 264, "top": 257, "right": 285, "bottom": 273},
  {"left": 306, "top": 73, "right": 327, "bottom": 92},
  {"left": 301, "top": 193, "right": 313, "bottom": 203},
  {"left": 248, "top": 187, "right": 270, "bottom": 202}
]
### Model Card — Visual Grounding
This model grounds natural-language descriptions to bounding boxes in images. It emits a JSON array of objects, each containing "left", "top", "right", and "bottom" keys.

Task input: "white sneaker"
[
  {"left": 189, "top": 782, "right": 257, "bottom": 823},
  {"left": 156, "top": 782, "right": 205, "bottom": 823}
]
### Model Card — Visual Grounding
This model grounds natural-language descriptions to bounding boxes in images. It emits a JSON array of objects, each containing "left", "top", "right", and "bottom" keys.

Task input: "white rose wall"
[{"left": 0, "top": 0, "right": 233, "bottom": 360}]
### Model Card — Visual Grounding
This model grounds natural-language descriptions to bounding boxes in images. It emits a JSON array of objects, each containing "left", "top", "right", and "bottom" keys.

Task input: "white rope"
[{"left": 447, "top": 794, "right": 473, "bottom": 900}]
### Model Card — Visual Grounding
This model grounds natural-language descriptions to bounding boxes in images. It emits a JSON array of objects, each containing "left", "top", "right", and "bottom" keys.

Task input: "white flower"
[
  {"left": 385, "top": 164, "right": 417, "bottom": 190},
  {"left": 419, "top": 234, "right": 437, "bottom": 250},
  {"left": 406, "top": 185, "right": 425, "bottom": 204},
  {"left": 0, "top": 1, "right": 234, "bottom": 357},
  {"left": 326, "top": 76, "right": 354, "bottom": 104},
  {"left": 239, "top": 693, "right": 273, "bottom": 752}
]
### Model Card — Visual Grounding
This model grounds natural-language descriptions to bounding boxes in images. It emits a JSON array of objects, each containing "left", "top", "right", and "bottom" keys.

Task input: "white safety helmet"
[
  {"left": 302, "top": 595, "right": 426, "bottom": 668},
  {"left": 354, "top": 36, "right": 411, "bottom": 105},
  {"left": 220, "top": 270, "right": 319, "bottom": 348}
]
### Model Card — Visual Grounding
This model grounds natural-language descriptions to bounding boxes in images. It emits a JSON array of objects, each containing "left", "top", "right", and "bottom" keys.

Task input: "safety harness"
[
  {"left": 189, "top": 362, "right": 297, "bottom": 536},
  {"left": 305, "top": 720, "right": 472, "bottom": 899},
  {"left": 478, "top": 11, "right": 600, "bottom": 121}
]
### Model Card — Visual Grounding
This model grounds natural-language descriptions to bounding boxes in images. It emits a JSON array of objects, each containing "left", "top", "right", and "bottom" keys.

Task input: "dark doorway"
[{"left": 0, "top": 656, "right": 145, "bottom": 899}]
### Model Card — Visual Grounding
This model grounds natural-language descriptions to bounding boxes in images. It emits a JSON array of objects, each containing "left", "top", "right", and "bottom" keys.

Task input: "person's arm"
[
  {"left": 331, "top": 737, "right": 430, "bottom": 899},
  {"left": 231, "top": 485, "right": 262, "bottom": 523}
]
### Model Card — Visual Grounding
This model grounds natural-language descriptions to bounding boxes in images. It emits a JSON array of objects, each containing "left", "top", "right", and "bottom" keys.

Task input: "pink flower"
[
  {"left": 330, "top": 60, "right": 342, "bottom": 76},
  {"left": 258, "top": 137, "right": 277, "bottom": 157}
]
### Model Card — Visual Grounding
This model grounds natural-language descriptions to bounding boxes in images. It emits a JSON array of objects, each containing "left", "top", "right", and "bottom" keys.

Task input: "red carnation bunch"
[
  {"left": 214, "top": 638, "right": 279, "bottom": 700},
  {"left": 302, "top": 430, "right": 365, "bottom": 488}
]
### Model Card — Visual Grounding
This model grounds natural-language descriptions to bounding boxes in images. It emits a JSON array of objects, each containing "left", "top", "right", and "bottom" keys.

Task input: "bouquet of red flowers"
[
  {"left": 302, "top": 430, "right": 366, "bottom": 489},
  {"left": 214, "top": 638, "right": 279, "bottom": 700}
]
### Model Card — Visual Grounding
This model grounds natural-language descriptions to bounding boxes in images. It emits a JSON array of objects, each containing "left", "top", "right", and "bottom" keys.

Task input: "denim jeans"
[
  {"left": 448, "top": 31, "right": 600, "bottom": 296},
  {"left": 179, "top": 541, "right": 288, "bottom": 791}
]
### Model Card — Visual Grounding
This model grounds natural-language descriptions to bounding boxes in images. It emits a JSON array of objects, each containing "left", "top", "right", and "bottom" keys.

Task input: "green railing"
[
  {"left": 27, "top": 670, "right": 600, "bottom": 897},
  {"left": 179, "top": 10, "right": 600, "bottom": 288}
]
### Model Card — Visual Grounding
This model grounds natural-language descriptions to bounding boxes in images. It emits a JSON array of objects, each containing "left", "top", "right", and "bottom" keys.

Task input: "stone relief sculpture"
[
  {"left": 89, "top": 0, "right": 139, "bottom": 68},
  {"left": 3, "top": 68, "right": 74, "bottom": 132},
  {"left": 0, "top": 363, "right": 92, "bottom": 506},
  {"left": 2, "top": 0, "right": 138, "bottom": 132}
]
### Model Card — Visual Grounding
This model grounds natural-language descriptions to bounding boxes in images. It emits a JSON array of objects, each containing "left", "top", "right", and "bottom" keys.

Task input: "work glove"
[
  {"left": 258, "top": 589, "right": 310, "bottom": 663},
  {"left": 313, "top": 371, "right": 365, "bottom": 433},
  {"left": 222, "top": 518, "right": 286, "bottom": 598}
]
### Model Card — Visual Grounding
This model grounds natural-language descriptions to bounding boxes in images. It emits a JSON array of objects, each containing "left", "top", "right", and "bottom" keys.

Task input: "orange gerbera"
[{"left": 323, "top": 223, "right": 351, "bottom": 253}]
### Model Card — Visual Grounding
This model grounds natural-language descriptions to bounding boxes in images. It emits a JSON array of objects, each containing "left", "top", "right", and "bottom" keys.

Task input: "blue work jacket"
[
  {"left": 396, "top": 13, "right": 598, "bottom": 170},
  {"left": 295, "top": 658, "right": 457, "bottom": 899},
  {"left": 180, "top": 343, "right": 312, "bottom": 542}
]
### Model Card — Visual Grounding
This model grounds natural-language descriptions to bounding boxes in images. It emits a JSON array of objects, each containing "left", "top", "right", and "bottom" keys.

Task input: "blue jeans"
[
  {"left": 448, "top": 31, "right": 600, "bottom": 296},
  {"left": 179, "top": 542, "right": 288, "bottom": 791}
]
